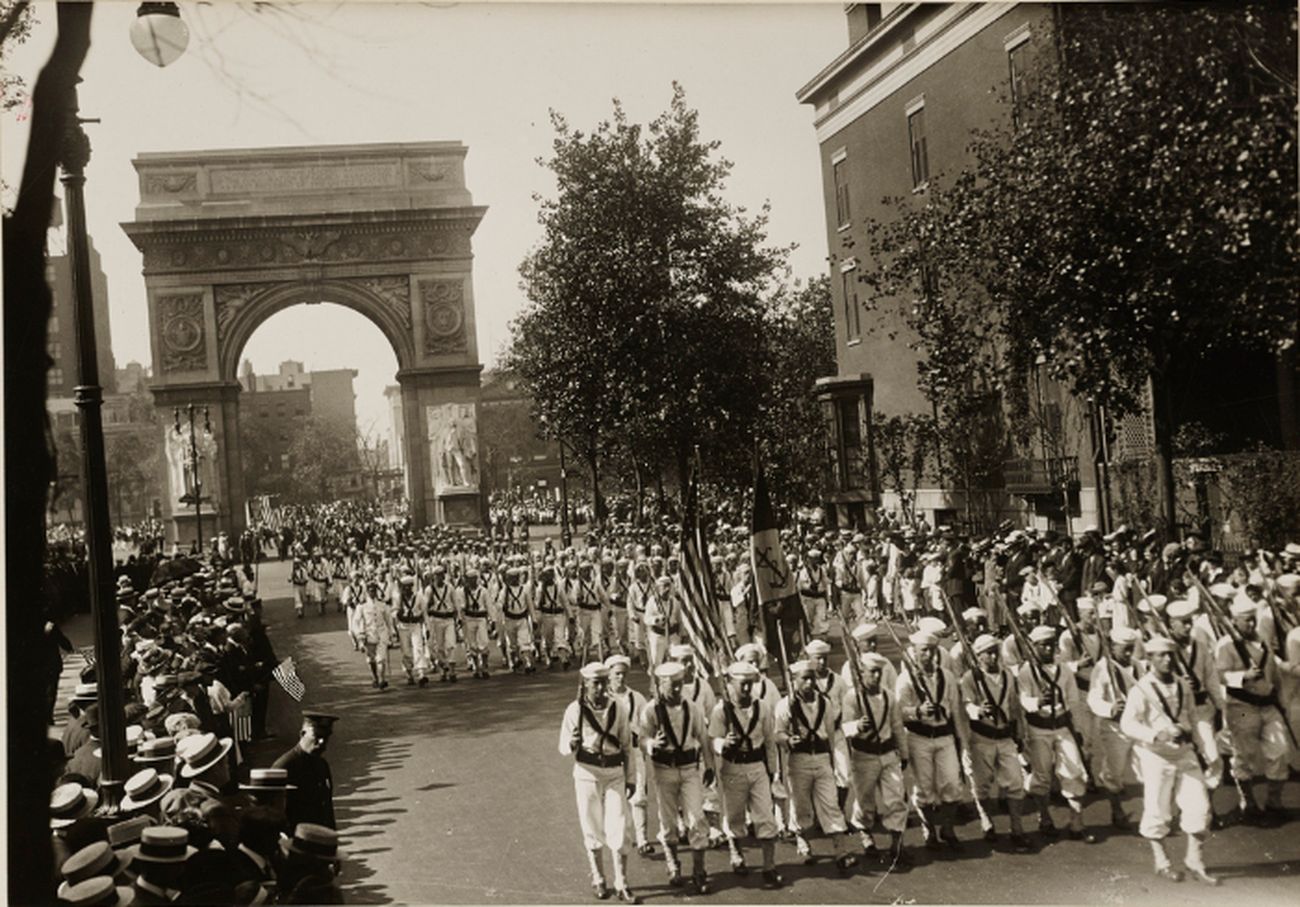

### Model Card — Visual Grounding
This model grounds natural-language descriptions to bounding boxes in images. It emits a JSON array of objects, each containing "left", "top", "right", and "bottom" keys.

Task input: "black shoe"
[
  {"left": 418, "top": 676, "right": 429, "bottom": 687},
  {"left": 1039, "top": 819, "right": 1058, "bottom": 838},
  {"left": 730, "top": 859, "right": 748, "bottom": 876},
  {"left": 407, "top": 677, "right": 415, "bottom": 686},
  {"left": 593, "top": 881, "right": 610, "bottom": 900},
  {"left": 692, "top": 872, "right": 710, "bottom": 895},
  {"left": 1067, "top": 828, "right": 1097, "bottom": 844},
  {"left": 667, "top": 872, "right": 684, "bottom": 888},
  {"left": 760, "top": 869, "right": 784, "bottom": 890},
  {"left": 1009, "top": 833, "right": 1033, "bottom": 853},
  {"left": 636, "top": 843, "right": 654, "bottom": 857},
  {"left": 835, "top": 854, "right": 857, "bottom": 876},
  {"left": 1186, "top": 866, "right": 1219, "bottom": 886},
  {"left": 449, "top": 673, "right": 457, "bottom": 683},
  {"left": 615, "top": 888, "right": 640, "bottom": 904},
  {"left": 1260, "top": 807, "right": 1287, "bottom": 827},
  {"left": 1111, "top": 811, "right": 1132, "bottom": 831},
  {"left": 939, "top": 828, "right": 961, "bottom": 850},
  {"left": 1154, "top": 866, "right": 1184, "bottom": 883},
  {"left": 983, "top": 828, "right": 998, "bottom": 843},
  {"left": 379, "top": 680, "right": 388, "bottom": 690}
]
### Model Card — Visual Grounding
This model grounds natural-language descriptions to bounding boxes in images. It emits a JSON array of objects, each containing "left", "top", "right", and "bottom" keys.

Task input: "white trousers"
[
  {"left": 573, "top": 762, "right": 630, "bottom": 853},
  {"left": 651, "top": 762, "right": 709, "bottom": 850},
  {"left": 787, "top": 751, "right": 848, "bottom": 834},
  {"left": 719, "top": 760, "right": 777, "bottom": 840},
  {"left": 848, "top": 749, "right": 908, "bottom": 833},
  {"left": 1135, "top": 746, "right": 1210, "bottom": 838}
]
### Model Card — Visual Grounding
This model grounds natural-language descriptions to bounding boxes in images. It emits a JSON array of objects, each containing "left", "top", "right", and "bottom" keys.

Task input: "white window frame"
[{"left": 840, "top": 258, "right": 862, "bottom": 345}]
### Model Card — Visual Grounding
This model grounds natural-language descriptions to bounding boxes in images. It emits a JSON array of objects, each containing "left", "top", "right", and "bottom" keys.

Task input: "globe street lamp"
[{"left": 130, "top": 2, "right": 190, "bottom": 68}]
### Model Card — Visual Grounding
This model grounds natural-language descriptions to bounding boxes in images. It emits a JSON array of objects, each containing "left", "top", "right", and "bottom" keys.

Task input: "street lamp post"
[
  {"left": 60, "top": 81, "right": 130, "bottom": 808},
  {"left": 174, "top": 404, "right": 212, "bottom": 554},
  {"left": 558, "top": 439, "right": 571, "bottom": 548}
]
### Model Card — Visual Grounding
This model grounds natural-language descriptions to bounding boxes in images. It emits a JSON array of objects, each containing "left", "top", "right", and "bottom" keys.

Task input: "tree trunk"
[
  {"left": 655, "top": 470, "right": 667, "bottom": 516},
  {"left": 588, "top": 451, "right": 606, "bottom": 524},
  {"left": 1150, "top": 372, "right": 1179, "bottom": 537},
  {"left": 5, "top": 5, "right": 93, "bottom": 903},
  {"left": 633, "top": 460, "right": 645, "bottom": 527}
]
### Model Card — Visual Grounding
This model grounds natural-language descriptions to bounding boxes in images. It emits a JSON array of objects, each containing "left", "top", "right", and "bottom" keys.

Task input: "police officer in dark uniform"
[{"left": 272, "top": 712, "right": 339, "bottom": 829}]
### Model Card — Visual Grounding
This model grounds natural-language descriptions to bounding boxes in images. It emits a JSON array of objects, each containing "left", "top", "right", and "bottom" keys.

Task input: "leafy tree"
[
  {"left": 510, "top": 84, "right": 788, "bottom": 513},
  {"left": 862, "top": 4, "right": 1298, "bottom": 533},
  {"left": 759, "top": 276, "right": 837, "bottom": 508},
  {"left": 873, "top": 411, "right": 939, "bottom": 524},
  {"left": 282, "top": 416, "right": 360, "bottom": 504}
]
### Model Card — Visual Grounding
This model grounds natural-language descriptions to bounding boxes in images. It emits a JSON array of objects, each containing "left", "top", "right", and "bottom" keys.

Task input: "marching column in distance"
[
  {"left": 1018, "top": 625, "right": 1097, "bottom": 842},
  {"left": 559, "top": 662, "right": 641, "bottom": 904},
  {"left": 896, "top": 628, "right": 969, "bottom": 849},
  {"left": 841, "top": 651, "right": 911, "bottom": 864},
  {"left": 640, "top": 661, "right": 713, "bottom": 894},
  {"left": 959, "top": 633, "right": 1031, "bottom": 851},
  {"left": 707, "top": 660, "right": 784, "bottom": 888},
  {"left": 1119, "top": 636, "right": 1219, "bottom": 885},
  {"left": 536, "top": 566, "right": 573, "bottom": 670},
  {"left": 627, "top": 562, "right": 654, "bottom": 667},
  {"left": 643, "top": 576, "right": 676, "bottom": 670},
  {"left": 605, "top": 655, "right": 655, "bottom": 857},
  {"left": 424, "top": 565, "right": 458, "bottom": 684},
  {"left": 572, "top": 561, "right": 609, "bottom": 665},
  {"left": 1086, "top": 627, "right": 1145, "bottom": 829},
  {"left": 773, "top": 659, "right": 858, "bottom": 874}
]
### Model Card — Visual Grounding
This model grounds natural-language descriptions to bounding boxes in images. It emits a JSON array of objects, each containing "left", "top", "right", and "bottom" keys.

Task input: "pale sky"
[{"left": 2, "top": 1, "right": 846, "bottom": 435}]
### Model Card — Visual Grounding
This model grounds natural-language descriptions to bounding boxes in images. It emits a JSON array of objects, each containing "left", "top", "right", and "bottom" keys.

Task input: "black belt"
[
  {"left": 1193, "top": 690, "right": 1209, "bottom": 706},
  {"left": 429, "top": 611, "right": 456, "bottom": 619},
  {"left": 1227, "top": 688, "right": 1277, "bottom": 708},
  {"left": 723, "top": 748, "right": 766, "bottom": 764},
  {"left": 651, "top": 749, "right": 699, "bottom": 767},
  {"left": 850, "top": 736, "right": 897, "bottom": 755},
  {"left": 398, "top": 617, "right": 422, "bottom": 625},
  {"left": 801, "top": 591, "right": 825, "bottom": 599},
  {"left": 841, "top": 587, "right": 860, "bottom": 595},
  {"left": 905, "top": 720, "right": 954, "bottom": 739},
  {"left": 577, "top": 603, "right": 601, "bottom": 611},
  {"left": 971, "top": 720, "right": 1014, "bottom": 740},
  {"left": 1075, "top": 677, "right": 1090, "bottom": 691},
  {"left": 539, "top": 608, "right": 565, "bottom": 615},
  {"left": 1025, "top": 712, "right": 1072, "bottom": 731},
  {"left": 576, "top": 750, "right": 625, "bottom": 768},
  {"left": 504, "top": 612, "right": 529, "bottom": 621},
  {"left": 789, "top": 738, "right": 830, "bottom": 755}
]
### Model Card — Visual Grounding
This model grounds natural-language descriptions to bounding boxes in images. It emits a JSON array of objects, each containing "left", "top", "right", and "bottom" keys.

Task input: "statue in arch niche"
[
  {"left": 166, "top": 421, "right": 218, "bottom": 508},
  {"left": 426, "top": 403, "right": 479, "bottom": 494}
]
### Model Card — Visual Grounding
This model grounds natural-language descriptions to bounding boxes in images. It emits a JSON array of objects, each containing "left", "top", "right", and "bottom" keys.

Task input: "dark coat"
[{"left": 272, "top": 744, "right": 335, "bottom": 829}]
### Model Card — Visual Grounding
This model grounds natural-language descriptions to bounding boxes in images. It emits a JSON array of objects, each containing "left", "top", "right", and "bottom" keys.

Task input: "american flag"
[
  {"left": 229, "top": 698, "right": 253, "bottom": 742},
  {"left": 675, "top": 468, "right": 732, "bottom": 679},
  {"left": 272, "top": 657, "right": 306, "bottom": 702}
]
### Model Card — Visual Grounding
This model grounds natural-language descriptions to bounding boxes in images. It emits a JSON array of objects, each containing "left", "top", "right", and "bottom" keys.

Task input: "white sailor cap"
[
  {"left": 726, "top": 661, "right": 759, "bottom": 681},
  {"left": 918, "top": 617, "right": 948, "bottom": 636},
  {"left": 604, "top": 655, "right": 631, "bottom": 670},
  {"left": 860, "top": 652, "right": 889, "bottom": 671},
  {"left": 804, "top": 639, "right": 831, "bottom": 656},
  {"left": 1109, "top": 627, "right": 1141, "bottom": 646},
  {"left": 1143, "top": 635, "right": 1176, "bottom": 655},
  {"left": 654, "top": 662, "right": 686, "bottom": 681},
  {"left": 1276, "top": 573, "right": 1299, "bottom": 594},
  {"left": 972, "top": 633, "right": 1000, "bottom": 655},
  {"left": 1166, "top": 599, "right": 1197, "bottom": 619},
  {"left": 909, "top": 630, "right": 938, "bottom": 648},
  {"left": 1229, "top": 599, "right": 1257, "bottom": 618},
  {"left": 961, "top": 607, "right": 986, "bottom": 622},
  {"left": 851, "top": 622, "right": 878, "bottom": 641},
  {"left": 735, "top": 642, "right": 766, "bottom": 662},
  {"left": 1075, "top": 596, "right": 1096, "bottom": 613},
  {"left": 579, "top": 662, "right": 609, "bottom": 680},
  {"left": 1029, "top": 625, "right": 1057, "bottom": 644},
  {"left": 668, "top": 644, "right": 694, "bottom": 661},
  {"left": 789, "top": 659, "right": 816, "bottom": 677},
  {"left": 1209, "top": 582, "right": 1237, "bottom": 601}
]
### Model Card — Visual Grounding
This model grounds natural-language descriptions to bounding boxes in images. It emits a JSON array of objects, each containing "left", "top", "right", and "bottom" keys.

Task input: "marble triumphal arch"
[{"left": 123, "top": 142, "right": 487, "bottom": 541}]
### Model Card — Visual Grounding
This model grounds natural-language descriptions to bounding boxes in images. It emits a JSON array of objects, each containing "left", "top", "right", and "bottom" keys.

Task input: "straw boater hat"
[
  {"left": 50, "top": 783, "right": 100, "bottom": 829},
  {"left": 58, "top": 842, "right": 132, "bottom": 900},
  {"left": 71, "top": 683, "right": 99, "bottom": 705},
  {"left": 132, "top": 736, "right": 176, "bottom": 767},
  {"left": 175, "top": 732, "right": 233, "bottom": 779},
  {"left": 239, "top": 768, "right": 297, "bottom": 792},
  {"left": 127, "top": 826, "right": 197, "bottom": 865},
  {"left": 280, "top": 823, "right": 340, "bottom": 862},
  {"left": 56, "top": 876, "right": 135, "bottom": 907},
  {"left": 120, "top": 769, "right": 174, "bottom": 812}
]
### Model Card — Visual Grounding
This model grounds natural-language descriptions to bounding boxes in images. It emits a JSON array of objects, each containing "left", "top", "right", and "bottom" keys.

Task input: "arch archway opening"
[{"left": 236, "top": 301, "right": 408, "bottom": 514}]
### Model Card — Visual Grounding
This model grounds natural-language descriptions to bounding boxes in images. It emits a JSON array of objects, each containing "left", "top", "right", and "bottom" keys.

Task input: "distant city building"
[
  {"left": 115, "top": 360, "right": 149, "bottom": 395},
  {"left": 46, "top": 239, "right": 115, "bottom": 396},
  {"left": 478, "top": 369, "right": 562, "bottom": 499}
]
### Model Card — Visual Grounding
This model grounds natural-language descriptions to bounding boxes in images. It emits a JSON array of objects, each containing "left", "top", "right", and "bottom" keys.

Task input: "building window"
[
  {"left": 907, "top": 106, "right": 929, "bottom": 189},
  {"left": 49, "top": 368, "right": 64, "bottom": 387},
  {"left": 832, "top": 156, "right": 851, "bottom": 228},
  {"left": 1008, "top": 42, "right": 1028, "bottom": 128},
  {"left": 838, "top": 397, "right": 867, "bottom": 490},
  {"left": 841, "top": 265, "right": 861, "bottom": 341}
]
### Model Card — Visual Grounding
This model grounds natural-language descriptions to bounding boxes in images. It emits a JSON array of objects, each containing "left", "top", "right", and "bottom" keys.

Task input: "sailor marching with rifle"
[
  {"left": 559, "top": 662, "right": 641, "bottom": 904},
  {"left": 1015, "top": 623, "right": 1097, "bottom": 842},
  {"left": 605, "top": 654, "right": 655, "bottom": 857},
  {"left": 707, "top": 660, "right": 784, "bottom": 888},
  {"left": 1086, "top": 626, "right": 1145, "bottom": 830},
  {"left": 639, "top": 662, "right": 713, "bottom": 894},
  {"left": 497, "top": 567, "right": 538, "bottom": 673},
  {"left": 959, "top": 633, "right": 1031, "bottom": 851},
  {"left": 571, "top": 561, "right": 609, "bottom": 665},
  {"left": 424, "top": 565, "right": 458, "bottom": 684},
  {"left": 797, "top": 548, "right": 831, "bottom": 641},
  {"left": 1119, "top": 636, "right": 1219, "bottom": 885},
  {"left": 393, "top": 574, "right": 428, "bottom": 687},
  {"left": 773, "top": 658, "right": 858, "bottom": 875},
  {"left": 894, "top": 626, "right": 969, "bottom": 850}
]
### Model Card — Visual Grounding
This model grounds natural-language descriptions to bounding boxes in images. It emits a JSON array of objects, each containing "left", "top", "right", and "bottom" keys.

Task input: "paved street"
[{"left": 54, "top": 561, "right": 1298, "bottom": 904}]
